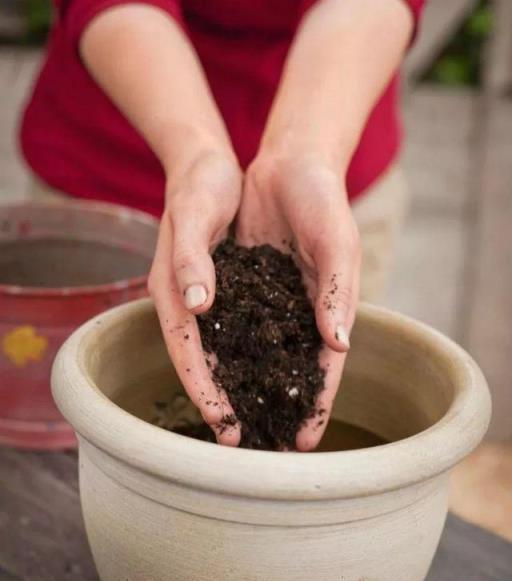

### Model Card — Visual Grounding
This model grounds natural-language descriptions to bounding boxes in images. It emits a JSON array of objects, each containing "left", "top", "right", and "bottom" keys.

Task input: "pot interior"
[
  {"left": 87, "top": 305, "right": 455, "bottom": 451},
  {"left": 0, "top": 202, "right": 156, "bottom": 288}
]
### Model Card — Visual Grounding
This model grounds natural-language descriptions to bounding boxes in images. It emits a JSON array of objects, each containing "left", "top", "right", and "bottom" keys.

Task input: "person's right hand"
[{"left": 148, "top": 150, "right": 242, "bottom": 446}]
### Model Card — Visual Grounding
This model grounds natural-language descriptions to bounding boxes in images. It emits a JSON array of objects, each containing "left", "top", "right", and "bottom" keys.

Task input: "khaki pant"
[
  {"left": 29, "top": 165, "right": 407, "bottom": 303},
  {"left": 351, "top": 166, "right": 408, "bottom": 302}
]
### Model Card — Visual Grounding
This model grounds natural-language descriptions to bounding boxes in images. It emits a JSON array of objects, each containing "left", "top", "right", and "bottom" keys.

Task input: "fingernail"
[
  {"left": 335, "top": 325, "right": 350, "bottom": 349},
  {"left": 184, "top": 284, "right": 207, "bottom": 310}
]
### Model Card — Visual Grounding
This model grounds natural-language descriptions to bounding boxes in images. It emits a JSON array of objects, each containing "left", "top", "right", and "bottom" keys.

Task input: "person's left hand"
[{"left": 236, "top": 152, "right": 362, "bottom": 451}]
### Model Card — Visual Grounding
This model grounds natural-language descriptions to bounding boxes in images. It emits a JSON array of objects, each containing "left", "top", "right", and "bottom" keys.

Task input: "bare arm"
[
  {"left": 81, "top": 4, "right": 242, "bottom": 445},
  {"left": 238, "top": 0, "right": 414, "bottom": 450},
  {"left": 80, "top": 3, "right": 235, "bottom": 180},
  {"left": 262, "top": 0, "right": 413, "bottom": 169}
]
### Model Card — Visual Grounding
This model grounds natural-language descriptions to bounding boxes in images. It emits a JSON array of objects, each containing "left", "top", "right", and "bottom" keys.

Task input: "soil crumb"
[{"left": 197, "top": 239, "right": 325, "bottom": 450}]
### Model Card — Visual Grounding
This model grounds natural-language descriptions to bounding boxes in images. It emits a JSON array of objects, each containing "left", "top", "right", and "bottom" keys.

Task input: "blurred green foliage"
[
  {"left": 25, "top": 0, "right": 53, "bottom": 43},
  {"left": 423, "top": 0, "right": 493, "bottom": 87}
]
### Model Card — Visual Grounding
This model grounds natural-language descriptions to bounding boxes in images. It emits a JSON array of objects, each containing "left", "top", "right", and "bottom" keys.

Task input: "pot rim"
[
  {"left": 0, "top": 199, "right": 157, "bottom": 297},
  {"left": 52, "top": 298, "right": 491, "bottom": 501}
]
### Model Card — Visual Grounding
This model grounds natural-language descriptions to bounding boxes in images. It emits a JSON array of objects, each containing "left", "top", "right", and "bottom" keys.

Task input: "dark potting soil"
[
  {"left": 0, "top": 238, "right": 151, "bottom": 287},
  {"left": 151, "top": 396, "right": 386, "bottom": 451},
  {"left": 115, "top": 370, "right": 388, "bottom": 451},
  {"left": 197, "top": 239, "right": 325, "bottom": 450}
]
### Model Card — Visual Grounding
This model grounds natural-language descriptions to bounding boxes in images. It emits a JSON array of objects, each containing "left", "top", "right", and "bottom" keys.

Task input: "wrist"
[
  {"left": 164, "top": 145, "right": 242, "bottom": 209},
  {"left": 161, "top": 123, "right": 238, "bottom": 185},
  {"left": 247, "top": 148, "right": 349, "bottom": 206},
  {"left": 254, "top": 140, "right": 350, "bottom": 184},
  {"left": 258, "top": 128, "right": 353, "bottom": 177}
]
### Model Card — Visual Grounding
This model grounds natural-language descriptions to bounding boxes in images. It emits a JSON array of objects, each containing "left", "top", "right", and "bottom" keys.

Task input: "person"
[{"left": 20, "top": 0, "right": 424, "bottom": 450}]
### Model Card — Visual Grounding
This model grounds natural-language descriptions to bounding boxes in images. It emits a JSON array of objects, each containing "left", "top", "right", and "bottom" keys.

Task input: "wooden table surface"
[{"left": 1, "top": 449, "right": 511, "bottom": 581}]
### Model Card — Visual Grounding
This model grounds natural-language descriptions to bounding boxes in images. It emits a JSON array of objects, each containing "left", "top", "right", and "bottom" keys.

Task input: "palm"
[{"left": 236, "top": 158, "right": 360, "bottom": 451}]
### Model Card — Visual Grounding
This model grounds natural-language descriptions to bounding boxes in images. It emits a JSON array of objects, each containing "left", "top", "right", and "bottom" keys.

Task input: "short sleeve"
[
  {"left": 58, "top": 0, "right": 184, "bottom": 46},
  {"left": 403, "top": 0, "right": 425, "bottom": 45},
  {"left": 297, "top": 0, "right": 426, "bottom": 47},
  {"left": 405, "top": 0, "right": 425, "bottom": 24}
]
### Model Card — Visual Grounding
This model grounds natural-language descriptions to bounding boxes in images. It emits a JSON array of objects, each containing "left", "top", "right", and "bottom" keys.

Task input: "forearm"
[
  {"left": 80, "top": 4, "right": 235, "bottom": 188},
  {"left": 261, "top": 0, "right": 414, "bottom": 172}
]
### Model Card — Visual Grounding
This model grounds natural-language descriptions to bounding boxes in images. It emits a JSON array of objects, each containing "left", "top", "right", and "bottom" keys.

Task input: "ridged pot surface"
[{"left": 52, "top": 299, "right": 491, "bottom": 580}]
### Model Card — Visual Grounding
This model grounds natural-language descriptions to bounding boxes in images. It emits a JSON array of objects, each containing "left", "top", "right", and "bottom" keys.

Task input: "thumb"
[
  {"left": 313, "top": 228, "right": 361, "bottom": 353},
  {"left": 169, "top": 206, "right": 218, "bottom": 315}
]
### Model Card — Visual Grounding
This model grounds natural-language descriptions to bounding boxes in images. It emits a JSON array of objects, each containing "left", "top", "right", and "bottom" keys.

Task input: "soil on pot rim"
[{"left": 197, "top": 239, "right": 325, "bottom": 450}]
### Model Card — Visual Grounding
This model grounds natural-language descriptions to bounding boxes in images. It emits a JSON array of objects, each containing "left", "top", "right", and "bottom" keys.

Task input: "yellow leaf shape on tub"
[{"left": 2, "top": 326, "right": 48, "bottom": 367}]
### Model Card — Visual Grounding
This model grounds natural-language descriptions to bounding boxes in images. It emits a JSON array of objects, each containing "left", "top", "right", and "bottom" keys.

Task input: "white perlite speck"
[
  {"left": 288, "top": 387, "right": 299, "bottom": 398},
  {"left": 257, "top": 397, "right": 264, "bottom": 404},
  {"left": 214, "top": 322, "right": 221, "bottom": 330}
]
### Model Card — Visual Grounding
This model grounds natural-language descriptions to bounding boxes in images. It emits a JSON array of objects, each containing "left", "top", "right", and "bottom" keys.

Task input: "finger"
[
  {"left": 159, "top": 306, "right": 240, "bottom": 447},
  {"left": 168, "top": 154, "right": 241, "bottom": 315},
  {"left": 313, "top": 218, "right": 361, "bottom": 353},
  {"left": 168, "top": 201, "right": 219, "bottom": 315},
  {"left": 296, "top": 260, "right": 360, "bottom": 451},
  {"left": 295, "top": 346, "right": 345, "bottom": 452},
  {"left": 149, "top": 220, "right": 241, "bottom": 446}
]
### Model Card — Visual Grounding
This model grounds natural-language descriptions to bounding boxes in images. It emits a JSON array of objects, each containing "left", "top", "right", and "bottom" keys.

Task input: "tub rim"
[
  {"left": 51, "top": 298, "right": 491, "bottom": 501},
  {"left": 0, "top": 199, "right": 157, "bottom": 297}
]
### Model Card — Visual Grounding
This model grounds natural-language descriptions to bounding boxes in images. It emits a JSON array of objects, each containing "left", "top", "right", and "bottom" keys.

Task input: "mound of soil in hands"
[{"left": 197, "top": 239, "right": 325, "bottom": 450}]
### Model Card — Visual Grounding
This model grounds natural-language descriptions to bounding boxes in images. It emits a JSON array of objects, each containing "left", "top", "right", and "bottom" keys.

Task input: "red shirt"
[{"left": 20, "top": 0, "right": 424, "bottom": 217}]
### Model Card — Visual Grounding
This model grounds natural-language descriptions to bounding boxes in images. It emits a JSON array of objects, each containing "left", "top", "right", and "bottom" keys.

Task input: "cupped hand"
[
  {"left": 148, "top": 150, "right": 242, "bottom": 446},
  {"left": 236, "top": 153, "right": 361, "bottom": 451}
]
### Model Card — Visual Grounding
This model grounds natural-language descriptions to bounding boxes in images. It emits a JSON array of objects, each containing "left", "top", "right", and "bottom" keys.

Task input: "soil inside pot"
[
  {"left": 197, "top": 240, "right": 325, "bottom": 451},
  {"left": 115, "top": 377, "right": 387, "bottom": 451},
  {"left": 0, "top": 238, "right": 151, "bottom": 287},
  {"left": 154, "top": 400, "right": 386, "bottom": 451}
]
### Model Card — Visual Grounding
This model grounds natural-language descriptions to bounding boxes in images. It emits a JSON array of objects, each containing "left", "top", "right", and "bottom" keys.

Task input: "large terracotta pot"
[
  {"left": 0, "top": 201, "right": 157, "bottom": 449},
  {"left": 52, "top": 299, "right": 491, "bottom": 581}
]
